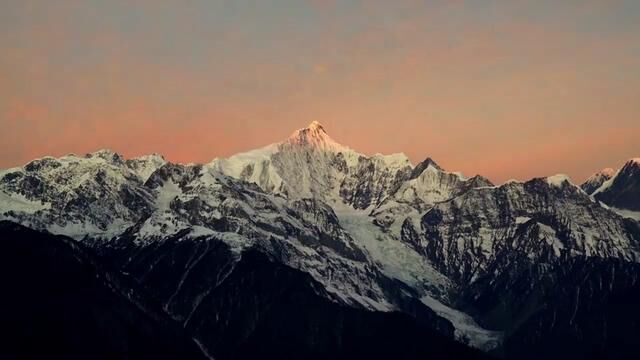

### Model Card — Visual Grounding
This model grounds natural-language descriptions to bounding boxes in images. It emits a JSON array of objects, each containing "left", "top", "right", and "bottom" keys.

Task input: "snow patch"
[
  {"left": 129, "top": 154, "right": 167, "bottom": 181},
  {"left": 546, "top": 174, "right": 572, "bottom": 187},
  {"left": 138, "top": 213, "right": 183, "bottom": 239},
  {"left": 155, "top": 180, "right": 183, "bottom": 210},
  {"left": 599, "top": 168, "right": 615, "bottom": 177},
  {"left": 612, "top": 208, "right": 640, "bottom": 221},
  {"left": 188, "top": 226, "right": 252, "bottom": 254},
  {"left": 502, "top": 179, "right": 521, "bottom": 185},
  {"left": 49, "top": 219, "right": 131, "bottom": 241},
  {"left": 592, "top": 176, "right": 615, "bottom": 195},
  {"left": 450, "top": 171, "right": 467, "bottom": 180},
  {"left": 0, "top": 191, "right": 51, "bottom": 214},
  {"left": 421, "top": 296, "right": 502, "bottom": 351},
  {"left": 538, "top": 223, "right": 565, "bottom": 256},
  {"left": 211, "top": 144, "right": 279, "bottom": 176},
  {"left": 334, "top": 203, "right": 452, "bottom": 298},
  {"left": 372, "top": 152, "right": 413, "bottom": 169}
]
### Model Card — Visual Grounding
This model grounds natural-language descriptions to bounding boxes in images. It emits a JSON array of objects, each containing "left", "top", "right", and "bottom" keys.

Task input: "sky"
[{"left": 1, "top": 0, "right": 639, "bottom": 183}]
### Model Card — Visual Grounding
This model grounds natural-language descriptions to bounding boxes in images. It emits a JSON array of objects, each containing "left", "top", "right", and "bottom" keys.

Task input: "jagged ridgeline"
[{"left": 1, "top": 122, "right": 639, "bottom": 359}]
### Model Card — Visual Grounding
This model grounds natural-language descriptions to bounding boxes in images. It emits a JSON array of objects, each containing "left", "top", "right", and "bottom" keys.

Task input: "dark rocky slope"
[
  {"left": 0, "top": 221, "right": 206, "bottom": 360},
  {"left": 96, "top": 232, "right": 489, "bottom": 360},
  {"left": 1, "top": 221, "right": 488, "bottom": 360},
  {"left": 594, "top": 159, "right": 640, "bottom": 211},
  {"left": 464, "top": 256, "right": 640, "bottom": 359}
]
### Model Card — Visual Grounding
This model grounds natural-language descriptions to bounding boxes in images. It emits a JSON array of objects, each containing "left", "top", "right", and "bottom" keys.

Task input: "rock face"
[
  {"left": 1, "top": 121, "right": 640, "bottom": 359},
  {"left": 593, "top": 159, "right": 640, "bottom": 211},
  {"left": 94, "top": 231, "right": 487, "bottom": 360},
  {"left": 465, "top": 255, "right": 640, "bottom": 359},
  {"left": 414, "top": 178, "right": 640, "bottom": 284},
  {"left": 0, "top": 150, "right": 159, "bottom": 238},
  {"left": 0, "top": 221, "right": 206, "bottom": 360}
]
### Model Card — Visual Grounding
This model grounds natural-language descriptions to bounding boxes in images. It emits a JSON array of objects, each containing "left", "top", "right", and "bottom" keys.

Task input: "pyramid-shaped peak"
[
  {"left": 308, "top": 120, "right": 325, "bottom": 132},
  {"left": 410, "top": 157, "right": 444, "bottom": 179},
  {"left": 584, "top": 167, "right": 615, "bottom": 184},
  {"left": 285, "top": 121, "right": 348, "bottom": 152},
  {"left": 288, "top": 121, "right": 328, "bottom": 138},
  {"left": 420, "top": 157, "right": 443, "bottom": 171}
]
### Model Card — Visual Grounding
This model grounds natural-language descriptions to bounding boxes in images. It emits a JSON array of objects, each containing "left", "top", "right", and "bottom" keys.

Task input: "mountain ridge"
[{"left": 1, "top": 121, "right": 639, "bottom": 358}]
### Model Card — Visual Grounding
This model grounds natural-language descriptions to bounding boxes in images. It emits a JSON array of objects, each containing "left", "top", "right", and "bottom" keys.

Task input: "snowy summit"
[{"left": 285, "top": 121, "right": 350, "bottom": 152}]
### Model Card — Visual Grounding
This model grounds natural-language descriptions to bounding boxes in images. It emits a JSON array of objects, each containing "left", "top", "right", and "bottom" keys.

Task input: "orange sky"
[{"left": 1, "top": 1, "right": 639, "bottom": 183}]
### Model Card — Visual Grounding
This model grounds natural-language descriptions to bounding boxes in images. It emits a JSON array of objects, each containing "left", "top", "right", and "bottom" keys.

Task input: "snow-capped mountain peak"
[
  {"left": 545, "top": 174, "right": 573, "bottom": 188},
  {"left": 308, "top": 120, "right": 324, "bottom": 131},
  {"left": 285, "top": 121, "right": 350, "bottom": 152},
  {"left": 614, "top": 158, "right": 640, "bottom": 181},
  {"left": 581, "top": 168, "right": 615, "bottom": 195},
  {"left": 410, "top": 157, "right": 444, "bottom": 178},
  {"left": 600, "top": 167, "right": 616, "bottom": 176}
]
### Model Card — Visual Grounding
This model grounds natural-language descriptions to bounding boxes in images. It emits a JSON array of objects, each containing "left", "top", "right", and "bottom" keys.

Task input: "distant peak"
[
  {"left": 410, "top": 157, "right": 444, "bottom": 179},
  {"left": 617, "top": 158, "right": 640, "bottom": 175},
  {"left": 585, "top": 168, "right": 615, "bottom": 182},
  {"left": 469, "top": 175, "right": 495, "bottom": 188},
  {"left": 581, "top": 168, "right": 615, "bottom": 195},
  {"left": 626, "top": 158, "right": 640, "bottom": 166},
  {"left": 600, "top": 168, "right": 615, "bottom": 176},
  {"left": 421, "top": 157, "right": 443, "bottom": 171},
  {"left": 291, "top": 121, "right": 327, "bottom": 137},
  {"left": 618, "top": 158, "right": 640, "bottom": 175}
]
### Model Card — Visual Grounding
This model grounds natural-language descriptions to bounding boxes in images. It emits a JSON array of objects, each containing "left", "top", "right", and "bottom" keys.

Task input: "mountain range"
[{"left": 1, "top": 121, "right": 639, "bottom": 359}]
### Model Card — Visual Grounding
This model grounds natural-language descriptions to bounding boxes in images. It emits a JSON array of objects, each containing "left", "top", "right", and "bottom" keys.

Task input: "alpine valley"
[{"left": 1, "top": 121, "right": 639, "bottom": 359}]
